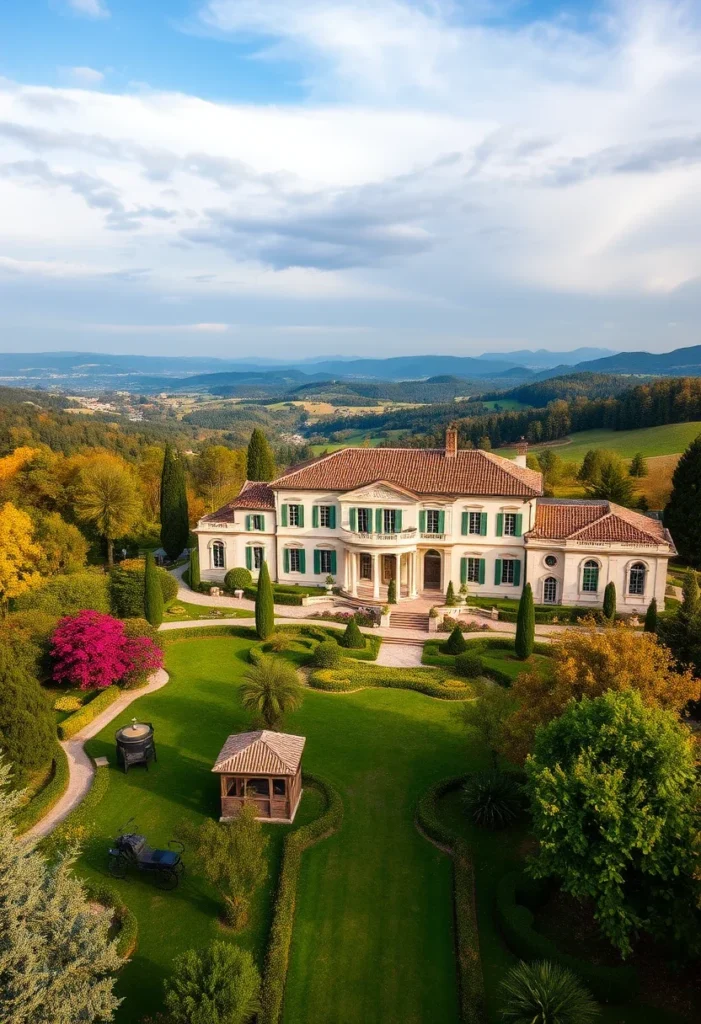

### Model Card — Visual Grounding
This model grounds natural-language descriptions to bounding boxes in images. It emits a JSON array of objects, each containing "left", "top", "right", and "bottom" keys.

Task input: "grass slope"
[
  {"left": 76, "top": 636, "right": 470, "bottom": 1024},
  {"left": 500, "top": 421, "right": 701, "bottom": 462}
]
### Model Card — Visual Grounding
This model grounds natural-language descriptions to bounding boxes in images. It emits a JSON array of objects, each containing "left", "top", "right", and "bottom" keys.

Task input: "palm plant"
[
  {"left": 500, "top": 961, "right": 599, "bottom": 1024},
  {"left": 462, "top": 769, "right": 523, "bottom": 829},
  {"left": 74, "top": 456, "right": 141, "bottom": 566},
  {"left": 240, "top": 654, "right": 303, "bottom": 730}
]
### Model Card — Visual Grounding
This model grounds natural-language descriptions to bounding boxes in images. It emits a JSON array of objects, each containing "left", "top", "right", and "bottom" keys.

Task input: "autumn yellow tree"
[
  {"left": 0, "top": 502, "right": 41, "bottom": 614},
  {"left": 500, "top": 623, "right": 700, "bottom": 763},
  {"left": 74, "top": 455, "right": 142, "bottom": 566},
  {"left": 34, "top": 512, "right": 89, "bottom": 575}
]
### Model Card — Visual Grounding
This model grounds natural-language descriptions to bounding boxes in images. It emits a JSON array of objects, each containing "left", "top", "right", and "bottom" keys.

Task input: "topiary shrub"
[
  {"left": 454, "top": 651, "right": 483, "bottom": 679},
  {"left": 603, "top": 581, "right": 616, "bottom": 621},
  {"left": 339, "top": 618, "right": 365, "bottom": 649},
  {"left": 225, "top": 567, "right": 253, "bottom": 592},
  {"left": 313, "top": 640, "right": 341, "bottom": 668},
  {"left": 255, "top": 561, "right": 274, "bottom": 640},
  {"left": 387, "top": 578, "right": 397, "bottom": 604},
  {"left": 442, "top": 624, "right": 467, "bottom": 655},
  {"left": 0, "top": 650, "right": 55, "bottom": 788},
  {"left": 462, "top": 769, "right": 523, "bottom": 829},
  {"left": 445, "top": 580, "right": 456, "bottom": 606}
]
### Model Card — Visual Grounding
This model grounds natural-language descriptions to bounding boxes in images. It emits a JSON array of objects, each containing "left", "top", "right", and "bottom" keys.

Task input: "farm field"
[
  {"left": 478, "top": 398, "right": 530, "bottom": 411},
  {"left": 310, "top": 428, "right": 405, "bottom": 455},
  {"left": 499, "top": 421, "right": 701, "bottom": 462},
  {"left": 75, "top": 634, "right": 468, "bottom": 1024}
]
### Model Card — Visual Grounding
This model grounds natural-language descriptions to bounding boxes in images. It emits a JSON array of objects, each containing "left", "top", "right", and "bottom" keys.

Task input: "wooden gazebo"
[{"left": 212, "top": 730, "right": 305, "bottom": 823}]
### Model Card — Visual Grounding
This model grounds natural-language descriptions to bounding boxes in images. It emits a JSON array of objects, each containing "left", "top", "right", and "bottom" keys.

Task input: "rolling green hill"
[{"left": 500, "top": 421, "right": 701, "bottom": 462}]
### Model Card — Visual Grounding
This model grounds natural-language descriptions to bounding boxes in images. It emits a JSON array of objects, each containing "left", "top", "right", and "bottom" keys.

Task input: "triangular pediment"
[{"left": 341, "top": 479, "right": 419, "bottom": 503}]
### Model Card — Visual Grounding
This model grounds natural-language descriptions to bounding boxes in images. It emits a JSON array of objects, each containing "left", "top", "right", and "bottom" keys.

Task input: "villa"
[{"left": 195, "top": 429, "right": 674, "bottom": 613}]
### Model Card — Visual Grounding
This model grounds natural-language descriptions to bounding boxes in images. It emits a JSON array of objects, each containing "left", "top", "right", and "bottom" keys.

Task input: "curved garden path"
[{"left": 25, "top": 668, "right": 170, "bottom": 842}]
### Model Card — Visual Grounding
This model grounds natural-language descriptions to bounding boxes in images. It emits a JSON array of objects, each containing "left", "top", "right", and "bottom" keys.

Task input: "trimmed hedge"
[
  {"left": 162, "top": 624, "right": 257, "bottom": 644},
  {"left": 309, "top": 665, "right": 473, "bottom": 700},
  {"left": 57, "top": 686, "right": 121, "bottom": 740},
  {"left": 415, "top": 776, "right": 486, "bottom": 1024},
  {"left": 41, "top": 759, "right": 111, "bottom": 857},
  {"left": 259, "top": 773, "right": 343, "bottom": 1024},
  {"left": 12, "top": 744, "right": 70, "bottom": 835},
  {"left": 248, "top": 626, "right": 381, "bottom": 668},
  {"left": 422, "top": 639, "right": 551, "bottom": 686},
  {"left": 83, "top": 880, "right": 138, "bottom": 959},
  {"left": 495, "top": 870, "right": 638, "bottom": 1005}
]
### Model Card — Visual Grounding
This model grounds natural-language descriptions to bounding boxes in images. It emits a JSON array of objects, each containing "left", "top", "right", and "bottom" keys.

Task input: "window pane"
[
  {"left": 427, "top": 510, "right": 439, "bottom": 533},
  {"left": 582, "top": 562, "right": 599, "bottom": 592},
  {"left": 629, "top": 564, "right": 645, "bottom": 595},
  {"left": 212, "top": 542, "right": 224, "bottom": 568},
  {"left": 543, "top": 577, "right": 557, "bottom": 603},
  {"left": 384, "top": 510, "right": 396, "bottom": 533},
  {"left": 245, "top": 778, "right": 269, "bottom": 796},
  {"left": 503, "top": 513, "right": 516, "bottom": 536},
  {"left": 320, "top": 505, "right": 330, "bottom": 527},
  {"left": 466, "top": 558, "right": 480, "bottom": 583},
  {"left": 290, "top": 549, "right": 300, "bottom": 572},
  {"left": 320, "top": 550, "right": 331, "bottom": 574},
  {"left": 358, "top": 508, "right": 369, "bottom": 532},
  {"left": 273, "top": 779, "right": 286, "bottom": 796},
  {"left": 288, "top": 505, "right": 299, "bottom": 526},
  {"left": 253, "top": 547, "right": 263, "bottom": 569},
  {"left": 501, "top": 560, "right": 515, "bottom": 584},
  {"left": 469, "top": 512, "right": 481, "bottom": 534}
]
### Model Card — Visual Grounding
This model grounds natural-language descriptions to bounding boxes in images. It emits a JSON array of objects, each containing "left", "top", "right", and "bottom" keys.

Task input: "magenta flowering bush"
[{"left": 51, "top": 609, "right": 163, "bottom": 690}]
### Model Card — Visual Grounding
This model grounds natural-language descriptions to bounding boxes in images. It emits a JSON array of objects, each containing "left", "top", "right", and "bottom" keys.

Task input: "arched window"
[
  {"left": 628, "top": 562, "right": 646, "bottom": 596},
  {"left": 543, "top": 577, "right": 558, "bottom": 604},
  {"left": 211, "top": 540, "right": 225, "bottom": 569},
  {"left": 581, "top": 560, "right": 599, "bottom": 592}
]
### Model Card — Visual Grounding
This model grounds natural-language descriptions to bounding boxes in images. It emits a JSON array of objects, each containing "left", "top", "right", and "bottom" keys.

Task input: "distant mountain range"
[{"left": 0, "top": 345, "right": 700, "bottom": 393}]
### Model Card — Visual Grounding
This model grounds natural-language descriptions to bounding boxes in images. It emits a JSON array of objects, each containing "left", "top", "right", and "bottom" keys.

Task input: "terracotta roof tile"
[
  {"left": 528, "top": 499, "right": 670, "bottom": 547},
  {"left": 272, "top": 447, "right": 542, "bottom": 497},
  {"left": 201, "top": 480, "right": 275, "bottom": 522},
  {"left": 212, "top": 731, "right": 305, "bottom": 775}
]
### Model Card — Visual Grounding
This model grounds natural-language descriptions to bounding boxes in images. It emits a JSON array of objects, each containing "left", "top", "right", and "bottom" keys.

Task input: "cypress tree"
[
  {"left": 445, "top": 580, "right": 456, "bottom": 606},
  {"left": 160, "top": 444, "right": 189, "bottom": 561},
  {"left": 644, "top": 598, "right": 657, "bottom": 633},
  {"left": 255, "top": 560, "right": 274, "bottom": 640},
  {"left": 190, "top": 544, "right": 201, "bottom": 591},
  {"left": 387, "top": 577, "right": 397, "bottom": 604},
  {"left": 515, "top": 582, "right": 535, "bottom": 660},
  {"left": 144, "top": 550, "right": 164, "bottom": 628},
  {"left": 665, "top": 435, "right": 701, "bottom": 567},
  {"left": 629, "top": 452, "right": 648, "bottom": 477},
  {"left": 603, "top": 581, "right": 617, "bottom": 620},
  {"left": 246, "top": 429, "right": 276, "bottom": 482},
  {"left": 340, "top": 617, "right": 365, "bottom": 649}
]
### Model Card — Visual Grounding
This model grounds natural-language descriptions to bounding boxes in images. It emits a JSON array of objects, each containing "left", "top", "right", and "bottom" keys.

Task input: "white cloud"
[
  {"left": 65, "top": 0, "right": 110, "bottom": 18},
  {"left": 64, "top": 67, "right": 105, "bottom": 86},
  {"left": 3, "top": 1, "right": 701, "bottom": 354}
]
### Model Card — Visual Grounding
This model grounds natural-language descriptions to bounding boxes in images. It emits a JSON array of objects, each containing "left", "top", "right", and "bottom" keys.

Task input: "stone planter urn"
[{"left": 234, "top": 589, "right": 244, "bottom": 599}]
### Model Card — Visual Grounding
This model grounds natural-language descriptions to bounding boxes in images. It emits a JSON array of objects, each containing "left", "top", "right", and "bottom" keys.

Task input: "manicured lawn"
[
  {"left": 75, "top": 635, "right": 473, "bottom": 1024},
  {"left": 163, "top": 600, "right": 253, "bottom": 621},
  {"left": 499, "top": 421, "right": 701, "bottom": 463}
]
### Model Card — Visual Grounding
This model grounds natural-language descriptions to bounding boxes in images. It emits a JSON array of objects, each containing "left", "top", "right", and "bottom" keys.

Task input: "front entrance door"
[
  {"left": 423, "top": 550, "right": 441, "bottom": 590},
  {"left": 360, "top": 553, "right": 372, "bottom": 580},
  {"left": 382, "top": 554, "right": 396, "bottom": 584}
]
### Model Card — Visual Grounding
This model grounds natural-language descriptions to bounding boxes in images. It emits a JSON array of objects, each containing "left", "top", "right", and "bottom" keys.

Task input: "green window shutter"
[
  {"left": 245, "top": 514, "right": 251, "bottom": 531},
  {"left": 299, "top": 549, "right": 306, "bottom": 574},
  {"left": 375, "top": 508, "right": 383, "bottom": 533},
  {"left": 314, "top": 550, "right": 321, "bottom": 574},
  {"left": 298, "top": 505, "right": 304, "bottom": 528},
  {"left": 438, "top": 510, "right": 445, "bottom": 534},
  {"left": 494, "top": 559, "right": 502, "bottom": 586},
  {"left": 245, "top": 547, "right": 252, "bottom": 570},
  {"left": 478, "top": 558, "right": 485, "bottom": 585},
  {"left": 349, "top": 507, "right": 357, "bottom": 532},
  {"left": 395, "top": 510, "right": 402, "bottom": 532},
  {"left": 496, "top": 513, "right": 503, "bottom": 537},
  {"left": 514, "top": 514, "right": 523, "bottom": 537},
  {"left": 281, "top": 504, "right": 288, "bottom": 527},
  {"left": 366, "top": 508, "right": 373, "bottom": 533},
  {"left": 480, "top": 512, "right": 488, "bottom": 536},
  {"left": 329, "top": 506, "right": 336, "bottom": 529},
  {"left": 258, "top": 516, "right": 264, "bottom": 531},
  {"left": 461, "top": 511, "right": 468, "bottom": 535},
  {"left": 330, "top": 550, "right": 337, "bottom": 574},
  {"left": 513, "top": 560, "right": 521, "bottom": 587},
  {"left": 312, "top": 506, "right": 319, "bottom": 528},
  {"left": 460, "top": 558, "right": 467, "bottom": 585},
  {"left": 283, "top": 548, "right": 290, "bottom": 573},
  {"left": 419, "top": 510, "right": 426, "bottom": 533}
]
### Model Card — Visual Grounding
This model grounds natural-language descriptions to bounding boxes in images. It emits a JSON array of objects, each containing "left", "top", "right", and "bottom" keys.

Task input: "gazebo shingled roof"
[{"left": 212, "top": 731, "right": 306, "bottom": 776}]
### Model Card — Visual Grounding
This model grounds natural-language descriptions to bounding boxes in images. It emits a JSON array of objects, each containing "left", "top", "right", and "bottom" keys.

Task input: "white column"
[
  {"left": 372, "top": 552, "right": 380, "bottom": 600},
  {"left": 351, "top": 552, "right": 358, "bottom": 597},
  {"left": 410, "top": 551, "right": 417, "bottom": 598}
]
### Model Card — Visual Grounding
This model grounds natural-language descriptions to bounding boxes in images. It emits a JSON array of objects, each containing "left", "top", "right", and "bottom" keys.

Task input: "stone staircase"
[{"left": 389, "top": 610, "right": 430, "bottom": 632}]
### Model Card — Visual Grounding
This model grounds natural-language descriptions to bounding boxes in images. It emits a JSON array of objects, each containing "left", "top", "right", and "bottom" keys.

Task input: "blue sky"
[{"left": 1, "top": 0, "right": 701, "bottom": 358}]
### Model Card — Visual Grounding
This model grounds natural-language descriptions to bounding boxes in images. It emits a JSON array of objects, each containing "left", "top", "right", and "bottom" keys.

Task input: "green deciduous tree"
[
  {"left": 644, "top": 597, "right": 657, "bottom": 633},
  {"left": 455, "top": 681, "right": 516, "bottom": 767},
  {"left": 143, "top": 550, "right": 164, "bottom": 628},
  {"left": 34, "top": 512, "right": 88, "bottom": 576},
  {"left": 163, "top": 941, "right": 261, "bottom": 1024},
  {"left": 586, "top": 459, "right": 635, "bottom": 506},
  {"left": 183, "top": 804, "right": 268, "bottom": 929},
  {"left": 0, "top": 649, "right": 55, "bottom": 787},
  {"left": 665, "top": 434, "right": 701, "bottom": 566},
  {"left": 240, "top": 654, "right": 303, "bottom": 730},
  {"left": 195, "top": 445, "right": 247, "bottom": 513},
  {"left": 246, "top": 429, "right": 275, "bottom": 482},
  {"left": 160, "top": 444, "right": 189, "bottom": 561},
  {"left": 657, "top": 572, "right": 701, "bottom": 674},
  {"left": 526, "top": 690, "right": 701, "bottom": 956},
  {"left": 0, "top": 758, "right": 122, "bottom": 1023},
  {"left": 74, "top": 455, "right": 141, "bottom": 566},
  {"left": 500, "top": 961, "right": 599, "bottom": 1024},
  {"left": 254, "top": 560, "right": 274, "bottom": 640},
  {"left": 515, "top": 582, "right": 535, "bottom": 659},
  {"left": 603, "top": 580, "right": 616, "bottom": 620},
  {"left": 629, "top": 452, "right": 648, "bottom": 477}
]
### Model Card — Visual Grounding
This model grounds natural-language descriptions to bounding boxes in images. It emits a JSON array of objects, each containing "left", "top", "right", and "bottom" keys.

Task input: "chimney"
[
  {"left": 515, "top": 436, "right": 528, "bottom": 469},
  {"left": 445, "top": 426, "right": 458, "bottom": 459}
]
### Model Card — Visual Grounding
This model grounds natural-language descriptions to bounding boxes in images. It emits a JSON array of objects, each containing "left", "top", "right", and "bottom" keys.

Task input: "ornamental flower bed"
[{"left": 51, "top": 609, "right": 163, "bottom": 690}]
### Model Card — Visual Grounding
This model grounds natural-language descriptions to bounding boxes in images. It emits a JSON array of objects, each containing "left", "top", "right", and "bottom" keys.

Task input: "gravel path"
[
  {"left": 374, "top": 643, "right": 428, "bottom": 668},
  {"left": 25, "top": 668, "right": 170, "bottom": 841}
]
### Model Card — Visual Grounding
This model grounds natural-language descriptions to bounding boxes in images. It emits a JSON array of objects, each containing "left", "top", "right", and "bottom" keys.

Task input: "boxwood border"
[
  {"left": 57, "top": 686, "right": 122, "bottom": 740},
  {"left": 12, "top": 744, "right": 70, "bottom": 835}
]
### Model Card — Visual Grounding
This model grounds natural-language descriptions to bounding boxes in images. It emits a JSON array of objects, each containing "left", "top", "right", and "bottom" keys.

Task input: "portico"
[{"left": 344, "top": 548, "right": 419, "bottom": 601}]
